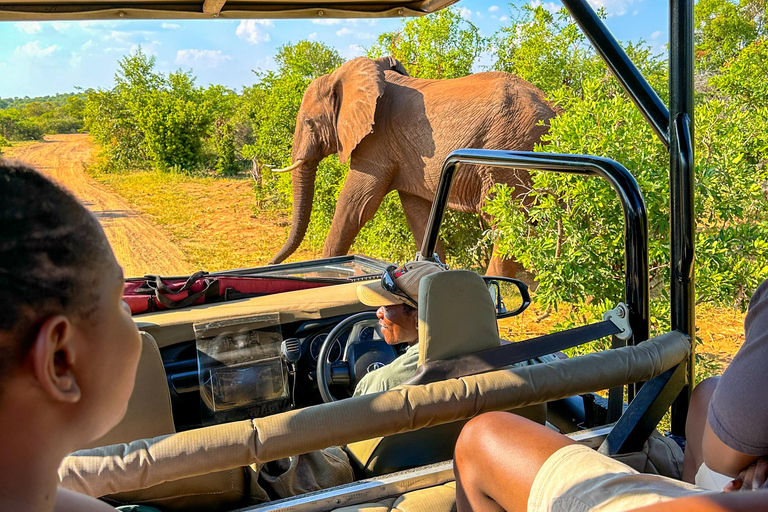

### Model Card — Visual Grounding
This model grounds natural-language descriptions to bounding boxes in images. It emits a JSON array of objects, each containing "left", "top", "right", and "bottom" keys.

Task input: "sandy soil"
[{"left": 4, "top": 134, "right": 190, "bottom": 277}]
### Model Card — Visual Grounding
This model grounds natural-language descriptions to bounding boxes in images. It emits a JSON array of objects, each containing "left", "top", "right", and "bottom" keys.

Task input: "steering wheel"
[{"left": 316, "top": 312, "right": 398, "bottom": 402}]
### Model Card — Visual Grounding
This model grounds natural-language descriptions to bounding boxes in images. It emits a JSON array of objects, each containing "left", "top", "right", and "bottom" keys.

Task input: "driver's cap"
[{"left": 357, "top": 261, "right": 445, "bottom": 308}]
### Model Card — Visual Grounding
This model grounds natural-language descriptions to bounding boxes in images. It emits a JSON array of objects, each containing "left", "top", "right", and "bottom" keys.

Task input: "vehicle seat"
[
  {"left": 345, "top": 270, "right": 546, "bottom": 477},
  {"left": 62, "top": 332, "right": 248, "bottom": 512}
]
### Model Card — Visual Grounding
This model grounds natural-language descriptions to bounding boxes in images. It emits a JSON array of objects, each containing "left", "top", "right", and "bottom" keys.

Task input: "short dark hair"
[{"left": 0, "top": 160, "right": 111, "bottom": 376}]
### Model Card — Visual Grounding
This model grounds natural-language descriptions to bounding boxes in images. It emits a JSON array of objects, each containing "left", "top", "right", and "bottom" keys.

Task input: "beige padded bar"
[{"left": 60, "top": 332, "right": 689, "bottom": 498}]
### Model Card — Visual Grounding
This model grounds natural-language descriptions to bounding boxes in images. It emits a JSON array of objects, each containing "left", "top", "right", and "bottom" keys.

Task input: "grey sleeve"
[{"left": 708, "top": 278, "right": 768, "bottom": 455}]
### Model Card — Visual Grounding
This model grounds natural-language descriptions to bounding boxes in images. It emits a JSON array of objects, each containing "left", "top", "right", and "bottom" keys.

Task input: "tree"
[
  {"left": 695, "top": 0, "right": 767, "bottom": 72},
  {"left": 84, "top": 47, "right": 230, "bottom": 173},
  {"left": 485, "top": 14, "right": 768, "bottom": 331},
  {"left": 368, "top": 8, "right": 484, "bottom": 79}
]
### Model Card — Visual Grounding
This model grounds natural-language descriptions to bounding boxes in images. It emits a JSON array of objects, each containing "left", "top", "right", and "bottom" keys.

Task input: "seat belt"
[{"left": 406, "top": 304, "right": 632, "bottom": 386}]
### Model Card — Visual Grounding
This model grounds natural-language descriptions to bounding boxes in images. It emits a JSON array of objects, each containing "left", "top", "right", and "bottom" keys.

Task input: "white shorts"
[
  {"left": 694, "top": 462, "right": 732, "bottom": 492},
  {"left": 528, "top": 444, "right": 712, "bottom": 512}
]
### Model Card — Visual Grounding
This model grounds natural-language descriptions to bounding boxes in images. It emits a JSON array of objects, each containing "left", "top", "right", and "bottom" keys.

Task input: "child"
[{"left": 0, "top": 160, "right": 142, "bottom": 512}]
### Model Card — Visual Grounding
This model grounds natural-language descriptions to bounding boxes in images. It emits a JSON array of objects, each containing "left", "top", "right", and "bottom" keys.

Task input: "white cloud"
[
  {"left": 499, "top": 15, "right": 509, "bottom": 21},
  {"left": 175, "top": 49, "right": 232, "bottom": 68},
  {"left": 336, "top": 27, "right": 353, "bottom": 37},
  {"left": 81, "top": 39, "right": 95, "bottom": 51},
  {"left": 161, "top": 22, "right": 181, "bottom": 29},
  {"left": 307, "top": 32, "right": 318, "bottom": 40},
  {"left": 14, "top": 41, "right": 58, "bottom": 57},
  {"left": 529, "top": 0, "right": 560, "bottom": 13},
  {"left": 104, "top": 29, "right": 157, "bottom": 45},
  {"left": 312, "top": 18, "right": 342, "bottom": 25},
  {"left": 70, "top": 52, "right": 82, "bottom": 68},
  {"left": 488, "top": 5, "right": 499, "bottom": 12},
  {"left": 458, "top": 6, "right": 473, "bottom": 19},
  {"left": 340, "top": 44, "right": 365, "bottom": 60},
  {"left": 236, "top": 19, "right": 273, "bottom": 44},
  {"left": 650, "top": 29, "right": 667, "bottom": 55},
  {"left": 15, "top": 22, "right": 42, "bottom": 34},
  {"left": 586, "top": 0, "right": 638, "bottom": 17}
]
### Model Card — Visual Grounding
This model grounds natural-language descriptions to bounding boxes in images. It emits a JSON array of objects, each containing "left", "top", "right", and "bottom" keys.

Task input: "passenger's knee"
[{"left": 456, "top": 412, "right": 510, "bottom": 464}]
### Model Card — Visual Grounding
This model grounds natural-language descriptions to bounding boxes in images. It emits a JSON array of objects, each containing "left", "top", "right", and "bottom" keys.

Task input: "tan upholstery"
[
  {"left": 59, "top": 332, "right": 689, "bottom": 498},
  {"left": 71, "top": 331, "right": 250, "bottom": 512},
  {"left": 83, "top": 332, "right": 175, "bottom": 449},
  {"left": 136, "top": 281, "right": 371, "bottom": 347},
  {"left": 334, "top": 482, "right": 457, "bottom": 512},
  {"left": 417, "top": 270, "right": 500, "bottom": 366},
  {"left": 347, "top": 270, "right": 533, "bottom": 476}
]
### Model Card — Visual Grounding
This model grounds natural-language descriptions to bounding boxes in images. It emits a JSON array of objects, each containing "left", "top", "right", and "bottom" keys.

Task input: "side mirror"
[{"left": 482, "top": 277, "right": 531, "bottom": 319}]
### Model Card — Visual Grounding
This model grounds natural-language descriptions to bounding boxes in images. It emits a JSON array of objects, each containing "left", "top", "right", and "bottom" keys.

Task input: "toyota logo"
[{"left": 367, "top": 361, "right": 386, "bottom": 372}]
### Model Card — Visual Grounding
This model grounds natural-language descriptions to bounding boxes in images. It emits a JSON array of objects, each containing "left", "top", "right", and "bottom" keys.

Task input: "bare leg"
[
  {"left": 454, "top": 412, "right": 574, "bottom": 512},
  {"left": 323, "top": 170, "right": 390, "bottom": 257},
  {"left": 682, "top": 377, "right": 721, "bottom": 483},
  {"left": 486, "top": 249, "right": 519, "bottom": 278}
]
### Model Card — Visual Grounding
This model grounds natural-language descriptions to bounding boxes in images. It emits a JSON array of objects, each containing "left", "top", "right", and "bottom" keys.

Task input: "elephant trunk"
[{"left": 269, "top": 160, "right": 318, "bottom": 265}]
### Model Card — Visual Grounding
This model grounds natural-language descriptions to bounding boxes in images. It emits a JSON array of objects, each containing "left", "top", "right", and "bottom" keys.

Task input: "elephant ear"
[{"left": 334, "top": 57, "right": 387, "bottom": 165}]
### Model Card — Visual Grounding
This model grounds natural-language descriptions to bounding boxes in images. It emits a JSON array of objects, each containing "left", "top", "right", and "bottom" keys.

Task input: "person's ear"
[{"left": 31, "top": 315, "right": 81, "bottom": 404}]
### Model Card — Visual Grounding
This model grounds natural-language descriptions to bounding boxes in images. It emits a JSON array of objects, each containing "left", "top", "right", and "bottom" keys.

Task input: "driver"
[
  {"left": 353, "top": 260, "right": 446, "bottom": 396},
  {"left": 353, "top": 261, "right": 558, "bottom": 396}
]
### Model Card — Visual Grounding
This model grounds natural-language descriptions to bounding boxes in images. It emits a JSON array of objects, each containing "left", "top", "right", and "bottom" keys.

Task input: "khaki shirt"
[{"left": 353, "top": 343, "right": 420, "bottom": 396}]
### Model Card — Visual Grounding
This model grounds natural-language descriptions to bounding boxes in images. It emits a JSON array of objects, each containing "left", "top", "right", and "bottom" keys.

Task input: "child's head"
[{"left": 0, "top": 160, "right": 141, "bottom": 448}]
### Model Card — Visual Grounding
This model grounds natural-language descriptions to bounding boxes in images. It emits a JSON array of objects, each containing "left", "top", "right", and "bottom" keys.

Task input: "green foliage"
[
  {"left": 0, "top": 93, "right": 86, "bottom": 140},
  {"left": 368, "top": 8, "right": 484, "bottom": 79},
  {"left": 0, "top": 109, "right": 44, "bottom": 141},
  {"left": 492, "top": 5, "right": 667, "bottom": 97},
  {"left": 487, "top": 54, "right": 768, "bottom": 331},
  {"left": 695, "top": 0, "right": 767, "bottom": 72},
  {"left": 84, "top": 48, "right": 229, "bottom": 173}
]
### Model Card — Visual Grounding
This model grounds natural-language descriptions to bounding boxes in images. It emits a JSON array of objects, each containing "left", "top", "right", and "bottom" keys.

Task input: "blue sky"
[{"left": 0, "top": 0, "right": 668, "bottom": 98}]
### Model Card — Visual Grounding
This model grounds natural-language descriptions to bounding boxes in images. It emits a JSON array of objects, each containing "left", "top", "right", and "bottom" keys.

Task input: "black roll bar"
[
  {"left": 420, "top": 150, "right": 650, "bottom": 359},
  {"left": 421, "top": 0, "right": 694, "bottom": 436},
  {"left": 668, "top": 0, "right": 695, "bottom": 435}
]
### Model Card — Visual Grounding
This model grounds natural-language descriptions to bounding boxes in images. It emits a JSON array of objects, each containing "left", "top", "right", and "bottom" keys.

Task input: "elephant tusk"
[{"left": 271, "top": 160, "right": 305, "bottom": 173}]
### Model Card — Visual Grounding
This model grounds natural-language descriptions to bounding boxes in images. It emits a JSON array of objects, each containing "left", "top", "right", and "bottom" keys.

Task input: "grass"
[{"left": 89, "top": 167, "right": 321, "bottom": 272}]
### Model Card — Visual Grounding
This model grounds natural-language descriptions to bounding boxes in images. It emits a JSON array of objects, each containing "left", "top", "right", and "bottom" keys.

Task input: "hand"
[{"left": 723, "top": 456, "right": 768, "bottom": 492}]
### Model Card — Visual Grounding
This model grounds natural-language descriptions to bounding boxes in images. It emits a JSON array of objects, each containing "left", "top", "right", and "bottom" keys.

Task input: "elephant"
[{"left": 269, "top": 56, "right": 559, "bottom": 276}]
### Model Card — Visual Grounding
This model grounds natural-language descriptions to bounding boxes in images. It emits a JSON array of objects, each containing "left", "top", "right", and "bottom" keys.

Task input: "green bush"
[{"left": 84, "top": 48, "right": 230, "bottom": 174}]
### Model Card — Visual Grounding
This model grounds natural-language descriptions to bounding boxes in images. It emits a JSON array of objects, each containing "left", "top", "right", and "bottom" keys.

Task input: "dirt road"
[{"left": 4, "top": 134, "right": 190, "bottom": 277}]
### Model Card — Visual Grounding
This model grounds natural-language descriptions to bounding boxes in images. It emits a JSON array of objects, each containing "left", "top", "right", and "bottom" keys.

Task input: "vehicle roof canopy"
[{"left": 0, "top": 0, "right": 456, "bottom": 21}]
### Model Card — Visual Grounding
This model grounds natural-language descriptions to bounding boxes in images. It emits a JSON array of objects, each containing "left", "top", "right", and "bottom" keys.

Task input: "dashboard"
[{"left": 160, "top": 312, "right": 401, "bottom": 432}]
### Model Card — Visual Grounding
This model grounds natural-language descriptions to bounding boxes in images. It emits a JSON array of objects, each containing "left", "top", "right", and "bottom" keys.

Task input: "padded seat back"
[{"left": 417, "top": 270, "right": 501, "bottom": 365}]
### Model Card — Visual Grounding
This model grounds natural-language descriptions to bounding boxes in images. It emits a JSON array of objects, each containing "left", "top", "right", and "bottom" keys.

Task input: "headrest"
[{"left": 417, "top": 270, "right": 500, "bottom": 366}]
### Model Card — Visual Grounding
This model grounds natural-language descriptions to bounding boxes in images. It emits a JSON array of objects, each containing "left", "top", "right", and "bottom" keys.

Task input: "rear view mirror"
[{"left": 483, "top": 277, "right": 531, "bottom": 319}]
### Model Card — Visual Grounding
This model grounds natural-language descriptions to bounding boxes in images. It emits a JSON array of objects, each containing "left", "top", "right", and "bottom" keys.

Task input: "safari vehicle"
[{"left": 1, "top": 0, "right": 696, "bottom": 510}]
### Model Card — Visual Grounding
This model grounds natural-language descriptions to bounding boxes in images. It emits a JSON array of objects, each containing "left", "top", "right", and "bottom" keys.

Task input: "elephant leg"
[
  {"left": 323, "top": 170, "right": 390, "bottom": 257},
  {"left": 398, "top": 192, "right": 446, "bottom": 262},
  {"left": 487, "top": 249, "right": 520, "bottom": 278}
]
